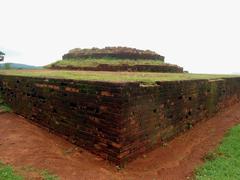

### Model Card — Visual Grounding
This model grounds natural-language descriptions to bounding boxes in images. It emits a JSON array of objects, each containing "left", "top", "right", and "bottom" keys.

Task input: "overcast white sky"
[{"left": 1, "top": 0, "right": 240, "bottom": 74}]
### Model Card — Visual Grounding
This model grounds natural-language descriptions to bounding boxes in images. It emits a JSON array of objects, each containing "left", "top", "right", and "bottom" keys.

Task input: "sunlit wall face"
[{"left": 1, "top": 0, "right": 240, "bottom": 74}]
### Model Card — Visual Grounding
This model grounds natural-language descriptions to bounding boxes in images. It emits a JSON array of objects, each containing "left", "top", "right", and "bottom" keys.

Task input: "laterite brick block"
[{"left": 0, "top": 75, "right": 240, "bottom": 166}]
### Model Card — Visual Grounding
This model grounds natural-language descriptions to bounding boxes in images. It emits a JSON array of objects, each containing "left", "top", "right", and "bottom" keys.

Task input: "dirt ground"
[{"left": 1, "top": 103, "right": 240, "bottom": 180}]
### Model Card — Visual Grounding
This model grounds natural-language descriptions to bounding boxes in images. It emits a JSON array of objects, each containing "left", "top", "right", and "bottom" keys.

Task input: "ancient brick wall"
[
  {"left": 50, "top": 64, "right": 184, "bottom": 73},
  {"left": 63, "top": 47, "right": 165, "bottom": 61},
  {"left": 0, "top": 75, "right": 129, "bottom": 165},
  {"left": 120, "top": 78, "right": 240, "bottom": 164},
  {"left": 0, "top": 75, "right": 240, "bottom": 166}
]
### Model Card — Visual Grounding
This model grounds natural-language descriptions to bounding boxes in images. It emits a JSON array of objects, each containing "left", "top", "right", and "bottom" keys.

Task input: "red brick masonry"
[{"left": 0, "top": 76, "right": 240, "bottom": 166}]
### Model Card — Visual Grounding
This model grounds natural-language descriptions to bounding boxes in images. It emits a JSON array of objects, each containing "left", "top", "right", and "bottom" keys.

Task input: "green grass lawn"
[
  {"left": 0, "top": 162, "right": 59, "bottom": 180},
  {"left": 0, "top": 162, "right": 23, "bottom": 180},
  {"left": 195, "top": 124, "right": 240, "bottom": 179},
  {"left": 47, "top": 58, "right": 166, "bottom": 68},
  {"left": 0, "top": 70, "right": 239, "bottom": 84}
]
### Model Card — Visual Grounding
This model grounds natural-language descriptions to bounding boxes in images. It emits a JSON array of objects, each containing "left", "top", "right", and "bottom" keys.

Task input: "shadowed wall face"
[
  {"left": 0, "top": 76, "right": 240, "bottom": 166},
  {"left": 120, "top": 78, "right": 240, "bottom": 163}
]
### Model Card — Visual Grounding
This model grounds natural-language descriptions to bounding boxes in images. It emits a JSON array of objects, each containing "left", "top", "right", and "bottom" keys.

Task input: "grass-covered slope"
[
  {"left": 196, "top": 124, "right": 240, "bottom": 179},
  {"left": 47, "top": 58, "right": 183, "bottom": 73},
  {"left": 0, "top": 70, "right": 239, "bottom": 84},
  {"left": 47, "top": 58, "right": 166, "bottom": 68}
]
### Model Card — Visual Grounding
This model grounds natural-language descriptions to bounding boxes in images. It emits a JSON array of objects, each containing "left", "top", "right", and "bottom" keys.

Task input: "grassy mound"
[{"left": 48, "top": 47, "right": 184, "bottom": 72}]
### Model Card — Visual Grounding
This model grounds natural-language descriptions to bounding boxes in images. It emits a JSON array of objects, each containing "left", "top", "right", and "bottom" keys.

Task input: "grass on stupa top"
[
  {"left": 0, "top": 69, "right": 239, "bottom": 84},
  {"left": 47, "top": 58, "right": 167, "bottom": 68}
]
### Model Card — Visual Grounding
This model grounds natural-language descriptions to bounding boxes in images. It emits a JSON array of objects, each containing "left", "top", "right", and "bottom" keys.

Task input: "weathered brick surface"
[
  {"left": 120, "top": 78, "right": 240, "bottom": 164},
  {"left": 63, "top": 47, "right": 165, "bottom": 60},
  {"left": 0, "top": 75, "right": 240, "bottom": 166},
  {"left": 50, "top": 64, "right": 184, "bottom": 73},
  {"left": 0, "top": 76, "right": 128, "bottom": 164}
]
